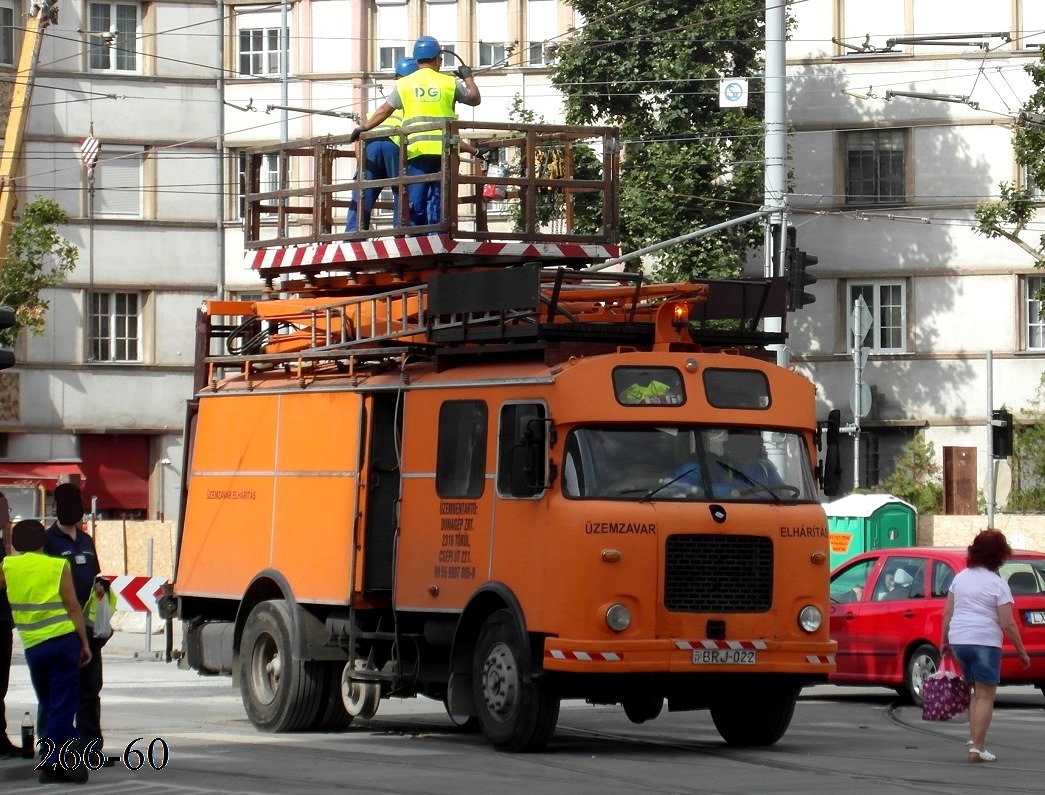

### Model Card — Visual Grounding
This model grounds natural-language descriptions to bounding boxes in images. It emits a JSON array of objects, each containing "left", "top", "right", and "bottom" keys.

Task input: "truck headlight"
[
  {"left": 798, "top": 605, "right": 822, "bottom": 633},
  {"left": 605, "top": 604, "right": 631, "bottom": 632}
]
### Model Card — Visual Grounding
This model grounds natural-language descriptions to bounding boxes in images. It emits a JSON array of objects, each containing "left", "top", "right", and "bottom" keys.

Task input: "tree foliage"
[
  {"left": 975, "top": 49, "right": 1045, "bottom": 276},
  {"left": 1006, "top": 376, "right": 1045, "bottom": 512},
  {"left": 551, "top": 1, "right": 766, "bottom": 280},
  {"left": 1, "top": 197, "right": 78, "bottom": 345},
  {"left": 882, "top": 433, "right": 944, "bottom": 515}
]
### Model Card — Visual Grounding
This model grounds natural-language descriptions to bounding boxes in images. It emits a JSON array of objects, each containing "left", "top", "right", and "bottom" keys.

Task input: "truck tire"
[
  {"left": 240, "top": 600, "right": 324, "bottom": 732},
  {"left": 309, "top": 662, "right": 354, "bottom": 731},
  {"left": 903, "top": 643, "right": 939, "bottom": 707},
  {"left": 472, "top": 609, "right": 559, "bottom": 751},
  {"left": 709, "top": 682, "right": 798, "bottom": 746}
]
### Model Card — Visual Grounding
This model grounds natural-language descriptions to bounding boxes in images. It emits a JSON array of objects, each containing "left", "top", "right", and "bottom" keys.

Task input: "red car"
[{"left": 829, "top": 546, "right": 1045, "bottom": 704}]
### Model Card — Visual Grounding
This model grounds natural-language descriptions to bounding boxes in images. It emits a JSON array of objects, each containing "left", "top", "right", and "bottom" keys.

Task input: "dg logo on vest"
[{"left": 414, "top": 86, "right": 440, "bottom": 98}]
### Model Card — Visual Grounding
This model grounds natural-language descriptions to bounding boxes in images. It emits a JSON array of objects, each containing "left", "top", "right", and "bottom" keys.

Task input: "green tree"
[
  {"left": 1007, "top": 375, "right": 1045, "bottom": 512},
  {"left": 975, "top": 49, "right": 1045, "bottom": 282},
  {"left": 551, "top": 1, "right": 766, "bottom": 280},
  {"left": 882, "top": 433, "right": 944, "bottom": 515},
  {"left": 505, "top": 95, "right": 603, "bottom": 235},
  {"left": 1, "top": 197, "right": 78, "bottom": 346}
]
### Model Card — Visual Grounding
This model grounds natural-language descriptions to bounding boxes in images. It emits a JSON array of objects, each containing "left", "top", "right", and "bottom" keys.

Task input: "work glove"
[
  {"left": 456, "top": 64, "right": 473, "bottom": 80},
  {"left": 476, "top": 145, "right": 495, "bottom": 167},
  {"left": 350, "top": 126, "right": 365, "bottom": 144}
]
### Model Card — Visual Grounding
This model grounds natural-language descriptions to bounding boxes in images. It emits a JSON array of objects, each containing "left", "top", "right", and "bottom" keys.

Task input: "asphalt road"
[{"left": 2, "top": 631, "right": 1044, "bottom": 793}]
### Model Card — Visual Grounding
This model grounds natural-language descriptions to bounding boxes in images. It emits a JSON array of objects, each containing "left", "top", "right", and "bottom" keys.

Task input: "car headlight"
[
  {"left": 605, "top": 604, "right": 631, "bottom": 632},
  {"left": 798, "top": 605, "right": 822, "bottom": 633}
]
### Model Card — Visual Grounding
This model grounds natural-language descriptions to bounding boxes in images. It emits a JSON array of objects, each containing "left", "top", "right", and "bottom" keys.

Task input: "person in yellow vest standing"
[
  {"left": 0, "top": 519, "right": 92, "bottom": 784},
  {"left": 345, "top": 56, "right": 419, "bottom": 232},
  {"left": 351, "top": 36, "right": 481, "bottom": 227}
]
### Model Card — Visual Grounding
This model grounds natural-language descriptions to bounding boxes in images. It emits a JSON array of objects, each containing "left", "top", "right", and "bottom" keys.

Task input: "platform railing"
[{"left": 243, "top": 121, "right": 620, "bottom": 250}]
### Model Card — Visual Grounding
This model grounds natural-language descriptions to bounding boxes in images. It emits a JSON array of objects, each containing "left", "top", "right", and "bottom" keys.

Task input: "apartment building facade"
[
  {"left": 787, "top": 0, "right": 1045, "bottom": 512},
  {"left": 1, "top": 0, "right": 580, "bottom": 521},
  {"left": 0, "top": 0, "right": 222, "bottom": 519}
]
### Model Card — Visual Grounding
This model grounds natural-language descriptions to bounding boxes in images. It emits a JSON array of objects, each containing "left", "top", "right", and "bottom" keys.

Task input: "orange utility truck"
[{"left": 172, "top": 121, "right": 840, "bottom": 751}]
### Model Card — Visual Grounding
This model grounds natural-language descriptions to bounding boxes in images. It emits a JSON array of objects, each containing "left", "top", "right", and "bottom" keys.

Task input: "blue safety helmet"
[
  {"left": 413, "top": 35, "right": 441, "bottom": 61},
  {"left": 395, "top": 56, "right": 418, "bottom": 78}
]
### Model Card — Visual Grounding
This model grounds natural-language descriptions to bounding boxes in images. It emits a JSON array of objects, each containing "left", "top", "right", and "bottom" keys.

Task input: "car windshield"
[{"left": 561, "top": 426, "right": 817, "bottom": 502}]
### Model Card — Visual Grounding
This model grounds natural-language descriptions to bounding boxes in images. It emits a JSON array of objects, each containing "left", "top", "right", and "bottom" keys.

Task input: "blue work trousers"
[
  {"left": 24, "top": 632, "right": 81, "bottom": 768},
  {"left": 345, "top": 139, "right": 401, "bottom": 232},
  {"left": 406, "top": 155, "right": 443, "bottom": 227}
]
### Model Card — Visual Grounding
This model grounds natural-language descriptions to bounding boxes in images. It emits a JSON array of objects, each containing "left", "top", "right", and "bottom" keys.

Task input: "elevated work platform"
[{"left": 243, "top": 121, "right": 621, "bottom": 286}]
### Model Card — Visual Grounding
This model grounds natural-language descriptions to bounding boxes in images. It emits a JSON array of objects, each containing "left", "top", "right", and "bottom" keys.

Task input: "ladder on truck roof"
[
  {"left": 198, "top": 268, "right": 736, "bottom": 384},
  {"left": 242, "top": 121, "right": 622, "bottom": 291}
]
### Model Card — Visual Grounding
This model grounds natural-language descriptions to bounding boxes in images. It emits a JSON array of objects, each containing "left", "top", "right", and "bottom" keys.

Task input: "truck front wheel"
[
  {"left": 240, "top": 600, "right": 324, "bottom": 731},
  {"left": 472, "top": 609, "right": 559, "bottom": 751},
  {"left": 709, "top": 681, "right": 798, "bottom": 746}
]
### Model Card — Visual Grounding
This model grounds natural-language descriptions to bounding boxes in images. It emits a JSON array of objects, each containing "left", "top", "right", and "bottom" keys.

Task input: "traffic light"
[
  {"left": 786, "top": 246, "right": 818, "bottom": 312},
  {"left": 991, "top": 409, "right": 1013, "bottom": 459},
  {"left": 0, "top": 307, "right": 15, "bottom": 370}
]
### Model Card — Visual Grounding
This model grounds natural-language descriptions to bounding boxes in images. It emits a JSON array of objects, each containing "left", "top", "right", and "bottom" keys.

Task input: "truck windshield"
[{"left": 562, "top": 426, "right": 817, "bottom": 502}]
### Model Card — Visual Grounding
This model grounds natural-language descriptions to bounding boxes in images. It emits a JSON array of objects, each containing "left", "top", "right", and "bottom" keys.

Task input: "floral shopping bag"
[{"left": 921, "top": 659, "right": 971, "bottom": 722}]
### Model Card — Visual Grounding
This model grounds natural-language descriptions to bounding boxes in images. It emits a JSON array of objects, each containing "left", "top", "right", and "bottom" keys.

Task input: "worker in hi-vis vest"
[
  {"left": 351, "top": 36, "right": 481, "bottom": 227},
  {"left": 345, "top": 56, "right": 418, "bottom": 232},
  {"left": 0, "top": 519, "right": 91, "bottom": 784}
]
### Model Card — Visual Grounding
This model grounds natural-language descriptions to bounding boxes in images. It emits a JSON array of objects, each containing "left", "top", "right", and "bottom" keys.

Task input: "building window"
[
  {"left": 88, "top": 2, "right": 138, "bottom": 72},
  {"left": 238, "top": 28, "right": 282, "bottom": 76},
  {"left": 425, "top": 0, "right": 457, "bottom": 56},
  {"left": 89, "top": 292, "right": 142, "bottom": 363},
  {"left": 1021, "top": 164, "right": 1045, "bottom": 199},
  {"left": 0, "top": 2, "right": 14, "bottom": 67},
  {"left": 376, "top": 0, "right": 407, "bottom": 71},
  {"left": 1028, "top": 275, "right": 1045, "bottom": 350},
  {"left": 235, "top": 151, "right": 279, "bottom": 218},
  {"left": 476, "top": 0, "right": 508, "bottom": 67},
  {"left": 234, "top": 8, "right": 288, "bottom": 76},
  {"left": 93, "top": 147, "right": 143, "bottom": 217},
  {"left": 845, "top": 129, "right": 906, "bottom": 205},
  {"left": 848, "top": 281, "right": 906, "bottom": 353},
  {"left": 1021, "top": 2, "right": 1045, "bottom": 49},
  {"left": 526, "top": 0, "right": 556, "bottom": 66}
]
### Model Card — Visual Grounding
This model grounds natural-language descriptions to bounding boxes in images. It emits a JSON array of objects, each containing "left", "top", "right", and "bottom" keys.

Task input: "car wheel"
[
  {"left": 472, "top": 609, "right": 560, "bottom": 751},
  {"left": 709, "top": 682, "right": 799, "bottom": 746},
  {"left": 622, "top": 692, "right": 664, "bottom": 724},
  {"left": 240, "top": 600, "right": 324, "bottom": 731},
  {"left": 903, "top": 643, "right": 939, "bottom": 706}
]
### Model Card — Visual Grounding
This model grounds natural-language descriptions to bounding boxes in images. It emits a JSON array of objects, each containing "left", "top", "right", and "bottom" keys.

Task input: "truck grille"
[{"left": 664, "top": 535, "right": 773, "bottom": 612}]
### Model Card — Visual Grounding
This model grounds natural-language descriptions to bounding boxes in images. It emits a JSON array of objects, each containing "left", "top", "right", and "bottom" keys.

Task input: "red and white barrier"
[{"left": 102, "top": 575, "right": 169, "bottom": 614}]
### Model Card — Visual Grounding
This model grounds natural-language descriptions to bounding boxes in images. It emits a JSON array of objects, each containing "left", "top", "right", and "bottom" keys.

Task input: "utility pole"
[{"left": 763, "top": 0, "right": 787, "bottom": 366}]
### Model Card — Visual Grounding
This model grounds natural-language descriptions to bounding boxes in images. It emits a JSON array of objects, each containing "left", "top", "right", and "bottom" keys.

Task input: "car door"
[
  {"left": 829, "top": 556, "right": 879, "bottom": 678},
  {"left": 858, "top": 554, "right": 933, "bottom": 682}
]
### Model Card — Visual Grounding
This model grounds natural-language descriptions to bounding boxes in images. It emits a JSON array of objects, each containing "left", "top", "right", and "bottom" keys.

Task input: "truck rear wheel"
[
  {"left": 709, "top": 682, "right": 798, "bottom": 746},
  {"left": 308, "top": 662, "right": 354, "bottom": 731},
  {"left": 472, "top": 609, "right": 559, "bottom": 751},
  {"left": 240, "top": 600, "right": 324, "bottom": 732}
]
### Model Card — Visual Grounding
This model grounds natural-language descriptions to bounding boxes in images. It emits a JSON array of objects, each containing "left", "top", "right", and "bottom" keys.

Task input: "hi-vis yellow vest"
[
  {"left": 3, "top": 553, "right": 75, "bottom": 650},
  {"left": 398, "top": 68, "right": 458, "bottom": 159},
  {"left": 371, "top": 108, "right": 405, "bottom": 146}
]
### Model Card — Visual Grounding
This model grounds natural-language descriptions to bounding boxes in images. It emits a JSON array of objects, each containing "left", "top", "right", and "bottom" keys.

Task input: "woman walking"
[{"left": 941, "top": 528, "right": 1030, "bottom": 763}]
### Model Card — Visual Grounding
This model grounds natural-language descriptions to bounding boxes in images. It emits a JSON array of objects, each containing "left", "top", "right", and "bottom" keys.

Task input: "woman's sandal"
[{"left": 968, "top": 748, "right": 997, "bottom": 763}]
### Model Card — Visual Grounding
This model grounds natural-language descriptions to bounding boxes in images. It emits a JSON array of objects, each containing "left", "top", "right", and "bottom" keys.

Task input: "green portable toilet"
[{"left": 824, "top": 493, "right": 917, "bottom": 570}]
